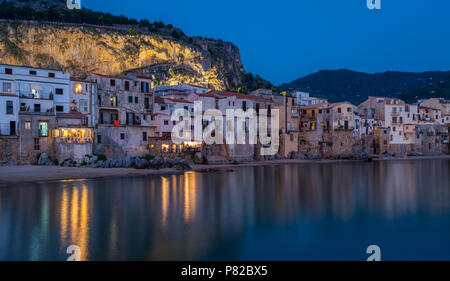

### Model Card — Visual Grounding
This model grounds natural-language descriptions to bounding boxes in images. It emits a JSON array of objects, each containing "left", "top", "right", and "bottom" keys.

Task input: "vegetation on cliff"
[{"left": 0, "top": 0, "right": 275, "bottom": 93}]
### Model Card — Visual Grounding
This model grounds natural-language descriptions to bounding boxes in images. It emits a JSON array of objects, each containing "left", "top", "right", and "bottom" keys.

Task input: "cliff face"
[{"left": 0, "top": 21, "right": 245, "bottom": 90}]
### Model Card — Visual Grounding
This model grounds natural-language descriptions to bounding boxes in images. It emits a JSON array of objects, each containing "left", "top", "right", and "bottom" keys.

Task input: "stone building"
[{"left": 88, "top": 73, "right": 154, "bottom": 159}]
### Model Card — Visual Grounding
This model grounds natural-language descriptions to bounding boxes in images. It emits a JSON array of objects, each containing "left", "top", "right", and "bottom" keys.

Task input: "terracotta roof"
[
  {"left": 166, "top": 98, "right": 193, "bottom": 104},
  {"left": 128, "top": 72, "right": 153, "bottom": 79},
  {"left": 0, "top": 92, "right": 18, "bottom": 97},
  {"left": 193, "top": 93, "right": 217, "bottom": 98},
  {"left": 155, "top": 97, "right": 165, "bottom": 104}
]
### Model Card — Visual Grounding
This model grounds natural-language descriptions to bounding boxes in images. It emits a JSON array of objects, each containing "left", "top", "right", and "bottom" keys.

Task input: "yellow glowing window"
[
  {"left": 320, "top": 122, "right": 324, "bottom": 127},
  {"left": 75, "top": 83, "right": 83, "bottom": 94},
  {"left": 150, "top": 144, "right": 155, "bottom": 149},
  {"left": 161, "top": 144, "right": 169, "bottom": 152},
  {"left": 172, "top": 144, "right": 177, "bottom": 152}
]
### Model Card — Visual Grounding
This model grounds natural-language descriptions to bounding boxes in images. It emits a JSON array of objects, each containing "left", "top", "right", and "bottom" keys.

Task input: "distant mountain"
[
  {"left": 278, "top": 69, "right": 450, "bottom": 104},
  {"left": 396, "top": 76, "right": 450, "bottom": 103}
]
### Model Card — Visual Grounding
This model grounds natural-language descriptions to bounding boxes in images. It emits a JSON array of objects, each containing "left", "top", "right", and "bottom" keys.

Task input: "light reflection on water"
[{"left": 0, "top": 159, "right": 450, "bottom": 261}]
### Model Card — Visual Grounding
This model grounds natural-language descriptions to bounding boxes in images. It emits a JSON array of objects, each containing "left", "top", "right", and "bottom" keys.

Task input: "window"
[
  {"left": 6, "top": 101, "right": 13, "bottom": 114},
  {"left": 5, "top": 68, "right": 12, "bottom": 74},
  {"left": 145, "top": 97, "right": 150, "bottom": 109},
  {"left": 151, "top": 115, "right": 155, "bottom": 121},
  {"left": 56, "top": 106, "right": 64, "bottom": 112},
  {"left": 141, "top": 82, "right": 149, "bottom": 93},
  {"left": 34, "top": 138, "right": 40, "bottom": 150},
  {"left": 2, "top": 82, "right": 12, "bottom": 92},
  {"left": 97, "top": 134, "right": 102, "bottom": 144},
  {"left": 160, "top": 105, "right": 166, "bottom": 111},
  {"left": 75, "top": 83, "right": 83, "bottom": 94},
  {"left": 48, "top": 72, "right": 55, "bottom": 78},
  {"left": 38, "top": 122, "right": 48, "bottom": 137},
  {"left": 124, "top": 81, "right": 130, "bottom": 91},
  {"left": 29, "top": 70, "right": 37, "bottom": 75},
  {"left": 338, "top": 108, "right": 342, "bottom": 113},
  {"left": 347, "top": 107, "right": 351, "bottom": 112},
  {"left": 110, "top": 79, "right": 116, "bottom": 86},
  {"left": 25, "top": 122, "right": 31, "bottom": 130},
  {"left": 164, "top": 120, "right": 169, "bottom": 125},
  {"left": 34, "top": 104, "right": 41, "bottom": 112},
  {"left": 79, "top": 100, "right": 88, "bottom": 112},
  {"left": 135, "top": 97, "right": 138, "bottom": 104},
  {"left": 143, "top": 132, "right": 147, "bottom": 142},
  {"left": 55, "top": 88, "right": 63, "bottom": 95},
  {"left": 128, "top": 96, "right": 133, "bottom": 103},
  {"left": 110, "top": 96, "right": 117, "bottom": 107},
  {"left": 97, "top": 95, "right": 102, "bottom": 105},
  {"left": 120, "top": 133, "right": 125, "bottom": 140}
]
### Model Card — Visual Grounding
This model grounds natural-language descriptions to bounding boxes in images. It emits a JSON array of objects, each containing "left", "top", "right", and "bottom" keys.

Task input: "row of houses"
[{"left": 1, "top": 63, "right": 449, "bottom": 165}]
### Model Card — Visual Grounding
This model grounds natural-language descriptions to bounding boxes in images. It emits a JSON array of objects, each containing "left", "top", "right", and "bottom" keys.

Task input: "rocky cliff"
[{"left": 0, "top": 20, "right": 245, "bottom": 90}]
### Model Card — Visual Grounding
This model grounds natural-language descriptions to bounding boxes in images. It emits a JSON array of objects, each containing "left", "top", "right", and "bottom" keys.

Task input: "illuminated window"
[
  {"left": 172, "top": 144, "right": 177, "bottom": 152},
  {"left": 75, "top": 83, "right": 83, "bottom": 94},
  {"left": 25, "top": 122, "right": 31, "bottom": 130},
  {"left": 38, "top": 122, "right": 48, "bottom": 137},
  {"left": 161, "top": 144, "right": 169, "bottom": 153}
]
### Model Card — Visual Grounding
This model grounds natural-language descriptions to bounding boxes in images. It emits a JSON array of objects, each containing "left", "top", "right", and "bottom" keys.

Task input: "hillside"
[
  {"left": 0, "top": 0, "right": 274, "bottom": 92},
  {"left": 279, "top": 69, "right": 450, "bottom": 104},
  {"left": 396, "top": 76, "right": 450, "bottom": 103}
]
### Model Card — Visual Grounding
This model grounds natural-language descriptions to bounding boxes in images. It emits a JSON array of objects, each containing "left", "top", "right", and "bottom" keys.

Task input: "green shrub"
[
  {"left": 139, "top": 154, "right": 154, "bottom": 161},
  {"left": 95, "top": 154, "right": 107, "bottom": 161},
  {"left": 53, "top": 159, "right": 59, "bottom": 166}
]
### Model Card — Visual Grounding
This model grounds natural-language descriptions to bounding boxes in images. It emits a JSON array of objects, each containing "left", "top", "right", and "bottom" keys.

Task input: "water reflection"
[{"left": 0, "top": 159, "right": 450, "bottom": 260}]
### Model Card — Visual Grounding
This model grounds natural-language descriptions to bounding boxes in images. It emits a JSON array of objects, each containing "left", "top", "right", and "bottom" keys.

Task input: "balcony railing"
[
  {"left": 20, "top": 105, "right": 55, "bottom": 115},
  {"left": 19, "top": 92, "right": 53, "bottom": 100}
]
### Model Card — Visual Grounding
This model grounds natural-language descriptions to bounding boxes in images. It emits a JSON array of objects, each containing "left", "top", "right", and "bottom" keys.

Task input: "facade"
[
  {"left": 88, "top": 73, "right": 155, "bottom": 159},
  {"left": 358, "top": 96, "right": 449, "bottom": 156},
  {"left": 294, "top": 91, "right": 327, "bottom": 107}
]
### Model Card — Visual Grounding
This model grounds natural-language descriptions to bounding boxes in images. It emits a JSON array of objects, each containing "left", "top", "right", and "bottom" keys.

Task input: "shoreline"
[{"left": 1, "top": 155, "right": 450, "bottom": 186}]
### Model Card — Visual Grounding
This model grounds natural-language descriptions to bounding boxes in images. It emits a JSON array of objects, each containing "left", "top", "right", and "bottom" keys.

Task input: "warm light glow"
[
  {"left": 75, "top": 83, "right": 83, "bottom": 94},
  {"left": 54, "top": 128, "right": 93, "bottom": 143}
]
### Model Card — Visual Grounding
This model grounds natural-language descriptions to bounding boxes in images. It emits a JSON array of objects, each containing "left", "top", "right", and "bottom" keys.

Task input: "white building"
[
  {"left": 294, "top": 91, "right": 327, "bottom": 107},
  {"left": 153, "top": 83, "right": 209, "bottom": 96}
]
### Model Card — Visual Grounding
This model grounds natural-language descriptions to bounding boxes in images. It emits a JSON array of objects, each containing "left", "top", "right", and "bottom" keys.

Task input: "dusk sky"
[{"left": 85, "top": 0, "right": 450, "bottom": 85}]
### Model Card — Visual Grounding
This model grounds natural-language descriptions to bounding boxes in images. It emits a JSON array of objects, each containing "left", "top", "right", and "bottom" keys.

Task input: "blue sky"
[{"left": 84, "top": 0, "right": 450, "bottom": 85}]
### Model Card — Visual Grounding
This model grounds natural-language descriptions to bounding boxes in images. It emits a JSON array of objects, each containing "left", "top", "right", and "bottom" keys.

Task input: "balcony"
[
  {"left": 334, "top": 126, "right": 355, "bottom": 131},
  {"left": 19, "top": 105, "right": 55, "bottom": 115},
  {"left": 19, "top": 92, "right": 54, "bottom": 100}
]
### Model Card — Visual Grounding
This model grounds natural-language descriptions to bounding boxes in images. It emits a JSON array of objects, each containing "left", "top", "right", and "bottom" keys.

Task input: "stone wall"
[
  {"left": 57, "top": 143, "right": 93, "bottom": 163},
  {"left": 94, "top": 126, "right": 151, "bottom": 159},
  {"left": 0, "top": 136, "right": 19, "bottom": 166}
]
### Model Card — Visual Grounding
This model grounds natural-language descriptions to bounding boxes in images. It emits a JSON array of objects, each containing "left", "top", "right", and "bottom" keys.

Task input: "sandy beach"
[{"left": 1, "top": 155, "right": 450, "bottom": 186}]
